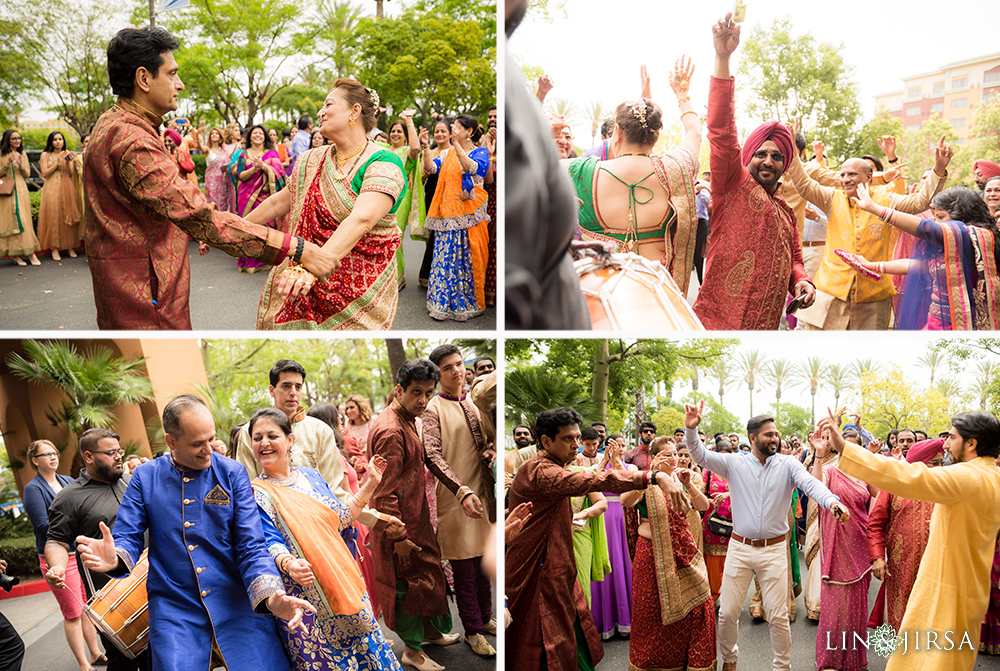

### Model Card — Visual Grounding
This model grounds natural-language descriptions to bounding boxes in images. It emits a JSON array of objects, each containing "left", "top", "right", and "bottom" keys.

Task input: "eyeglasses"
[
  {"left": 752, "top": 150, "right": 784, "bottom": 162},
  {"left": 34, "top": 452, "right": 59, "bottom": 459},
  {"left": 641, "top": 429, "right": 656, "bottom": 434},
  {"left": 90, "top": 448, "right": 126, "bottom": 457}
]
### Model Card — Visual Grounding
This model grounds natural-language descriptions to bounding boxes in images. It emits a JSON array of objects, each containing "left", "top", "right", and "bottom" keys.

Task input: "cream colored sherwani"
[{"left": 423, "top": 392, "right": 492, "bottom": 560}]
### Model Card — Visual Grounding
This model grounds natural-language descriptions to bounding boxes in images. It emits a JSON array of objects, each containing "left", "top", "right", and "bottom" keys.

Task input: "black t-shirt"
[{"left": 46, "top": 470, "right": 130, "bottom": 595}]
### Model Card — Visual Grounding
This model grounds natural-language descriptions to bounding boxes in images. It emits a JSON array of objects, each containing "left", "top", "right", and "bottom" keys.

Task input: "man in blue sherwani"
[{"left": 76, "top": 394, "right": 315, "bottom": 670}]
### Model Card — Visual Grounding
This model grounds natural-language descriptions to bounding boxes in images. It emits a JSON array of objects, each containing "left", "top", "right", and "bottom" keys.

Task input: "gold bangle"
[
  {"left": 352, "top": 494, "right": 369, "bottom": 508},
  {"left": 681, "top": 110, "right": 698, "bottom": 121},
  {"left": 677, "top": 96, "right": 691, "bottom": 104}
]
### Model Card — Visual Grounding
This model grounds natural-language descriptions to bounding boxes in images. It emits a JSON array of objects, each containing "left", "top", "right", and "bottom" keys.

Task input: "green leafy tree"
[
  {"left": 768, "top": 402, "right": 813, "bottom": 441},
  {"left": 764, "top": 358, "right": 795, "bottom": 422},
  {"left": 505, "top": 367, "right": 597, "bottom": 428},
  {"left": 968, "top": 97, "right": 1000, "bottom": 167},
  {"left": 917, "top": 349, "right": 949, "bottom": 388},
  {"left": 5, "top": 340, "right": 154, "bottom": 472},
  {"left": 682, "top": 392, "right": 742, "bottom": 437},
  {"left": 844, "top": 109, "right": 906, "bottom": 165},
  {"left": 797, "top": 356, "right": 826, "bottom": 424},
  {"left": 707, "top": 357, "right": 739, "bottom": 409},
  {"left": 737, "top": 349, "right": 768, "bottom": 417},
  {"left": 354, "top": 10, "right": 495, "bottom": 122},
  {"left": 267, "top": 85, "right": 329, "bottom": 124},
  {"left": 163, "top": 0, "right": 328, "bottom": 125},
  {"left": 825, "top": 363, "right": 854, "bottom": 410},
  {"left": 846, "top": 364, "right": 952, "bottom": 440},
  {"left": 1, "top": 0, "right": 123, "bottom": 136},
  {"left": 585, "top": 100, "right": 608, "bottom": 148},
  {"left": 897, "top": 114, "right": 960, "bottom": 186},
  {"left": 737, "top": 17, "right": 861, "bottom": 160},
  {"left": 314, "top": 0, "right": 364, "bottom": 80}
]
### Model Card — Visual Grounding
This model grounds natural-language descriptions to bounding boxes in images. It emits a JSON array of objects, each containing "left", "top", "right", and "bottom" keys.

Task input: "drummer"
[
  {"left": 75, "top": 394, "right": 315, "bottom": 670},
  {"left": 44, "top": 428, "right": 149, "bottom": 671}
]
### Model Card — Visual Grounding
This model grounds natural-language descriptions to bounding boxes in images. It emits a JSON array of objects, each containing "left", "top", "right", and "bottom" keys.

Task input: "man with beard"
[
  {"left": 692, "top": 13, "right": 815, "bottom": 330},
  {"left": 506, "top": 407, "right": 686, "bottom": 671},
  {"left": 896, "top": 428, "right": 917, "bottom": 458},
  {"left": 592, "top": 421, "right": 608, "bottom": 452},
  {"left": 974, "top": 159, "right": 1000, "bottom": 197},
  {"left": 482, "top": 105, "right": 498, "bottom": 307},
  {"left": 684, "top": 402, "right": 848, "bottom": 671},
  {"left": 472, "top": 355, "right": 495, "bottom": 377},
  {"left": 367, "top": 359, "right": 479, "bottom": 671},
  {"left": 504, "top": 0, "right": 590, "bottom": 329},
  {"left": 74, "top": 396, "right": 312, "bottom": 671},
  {"left": 45, "top": 429, "right": 148, "bottom": 671},
  {"left": 625, "top": 421, "right": 657, "bottom": 470},
  {"left": 830, "top": 410, "right": 1000, "bottom": 671}
]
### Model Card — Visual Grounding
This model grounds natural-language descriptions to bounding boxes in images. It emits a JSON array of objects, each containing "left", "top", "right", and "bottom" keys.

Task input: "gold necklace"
[
  {"left": 335, "top": 148, "right": 368, "bottom": 182},
  {"left": 335, "top": 138, "right": 368, "bottom": 167}
]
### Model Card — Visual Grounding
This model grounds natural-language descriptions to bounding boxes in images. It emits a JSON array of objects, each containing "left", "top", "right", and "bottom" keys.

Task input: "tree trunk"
[
  {"left": 634, "top": 388, "right": 644, "bottom": 444},
  {"left": 748, "top": 380, "right": 754, "bottom": 417},
  {"left": 375, "top": 0, "right": 384, "bottom": 18},
  {"left": 386, "top": 339, "right": 406, "bottom": 388},
  {"left": 591, "top": 339, "right": 611, "bottom": 422}
]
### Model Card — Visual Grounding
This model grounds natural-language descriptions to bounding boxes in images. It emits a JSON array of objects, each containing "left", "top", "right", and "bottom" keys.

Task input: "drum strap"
[{"left": 82, "top": 559, "right": 97, "bottom": 599}]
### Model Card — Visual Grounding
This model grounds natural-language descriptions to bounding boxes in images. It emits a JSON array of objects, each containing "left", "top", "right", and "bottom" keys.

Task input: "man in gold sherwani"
[
  {"left": 85, "top": 27, "right": 338, "bottom": 329},
  {"left": 822, "top": 411, "right": 1000, "bottom": 670},
  {"left": 424, "top": 344, "right": 495, "bottom": 657}
]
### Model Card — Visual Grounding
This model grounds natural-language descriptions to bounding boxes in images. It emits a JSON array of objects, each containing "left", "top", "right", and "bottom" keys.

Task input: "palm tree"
[
  {"left": 737, "top": 349, "right": 768, "bottom": 417},
  {"left": 545, "top": 98, "right": 580, "bottom": 127},
  {"left": 686, "top": 360, "right": 701, "bottom": 393},
  {"left": 506, "top": 366, "right": 598, "bottom": 428},
  {"left": 849, "top": 358, "right": 880, "bottom": 383},
  {"left": 917, "top": 350, "right": 948, "bottom": 387},
  {"left": 6, "top": 340, "right": 154, "bottom": 469},
  {"left": 936, "top": 377, "right": 962, "bottom": 401},
  {"left": 707, "top": 358, "right": 738, "bottom": 408},
  {"left": 585, "top": 100, "right": 608, "bottom": 148},
  {"left": 825, "top": 363, "right": 854, "bottom": 412},
  {"left": 764, "top": 359, "right": 795, "bottom": 422},
  {"left": 974, "top": 361, "right": 998, "bottom": 409},
  {"left": 798, "top": 356, "right": 827, "bottom": 424}
]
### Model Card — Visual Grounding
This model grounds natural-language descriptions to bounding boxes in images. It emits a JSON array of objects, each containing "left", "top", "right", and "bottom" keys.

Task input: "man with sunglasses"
[
  {"left": 625, "top": 421, "right": 657, "bottom": 470},
  {"left": 44, "top": 428, "right": 148, "bottom": 671},
  {"left": 693, "top": 13, "right": 815, "bottom": 330}
]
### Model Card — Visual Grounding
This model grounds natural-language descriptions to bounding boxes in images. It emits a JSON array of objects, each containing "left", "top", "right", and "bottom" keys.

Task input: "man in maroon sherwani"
[
  {"left": 506, "top": 407, "right": 687, "bottom": 671},
  {"left": 692, "top": 13, "right": 815, "bottom": 330},
  {"left": 84, "top": 27, "right": 338, "bottom": 329}
]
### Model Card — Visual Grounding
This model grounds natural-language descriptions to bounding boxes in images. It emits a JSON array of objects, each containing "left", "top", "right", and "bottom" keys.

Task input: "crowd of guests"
[
  {"left": 504, "top": 403, "right": 1000, "bottom": 670},
  {"left": 3, "top": 26, "right": 496, "bottom": 330},
  {"left": 11, "top": 352, "right": 499, "bottom": 671},
  {"left": 509, "top": 8, "right": 1000, "bottom": 331}
]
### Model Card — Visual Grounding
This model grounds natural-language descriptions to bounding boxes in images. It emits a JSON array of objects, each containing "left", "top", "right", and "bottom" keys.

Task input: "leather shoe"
[
  {"left": 465, "top": 633, "right": 496, "bottom": 656},
  {"left": 722, "top": 661, "right": 737, "bottom": 671},
  {"left": 424, "top": 632, "right": 460, "bottom": 646},
  {"left": 401, "top": 651, "right": 444, "bottom": 671},
  {"left": 483, "top": 619, "right": 497, "bottom": 635}
]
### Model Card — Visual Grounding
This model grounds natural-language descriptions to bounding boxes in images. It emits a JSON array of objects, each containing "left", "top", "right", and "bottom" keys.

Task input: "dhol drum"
[
  {"left": 573, "top": 245, "right": 704, "bottom": 330},
  {"left": 84, "top": 549, "right": 149, "bottom": 658}
]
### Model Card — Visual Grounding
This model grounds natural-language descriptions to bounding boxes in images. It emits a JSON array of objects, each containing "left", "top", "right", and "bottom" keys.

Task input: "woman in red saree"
[
  {"left": 251, "top": 79, "right": 406, "bottom": 330},
  {"left": 230, "top": 124, "right": 287, "bottom": 274},
  {"left": 622, "top": 445, "right": 715, "bottom": 671}
]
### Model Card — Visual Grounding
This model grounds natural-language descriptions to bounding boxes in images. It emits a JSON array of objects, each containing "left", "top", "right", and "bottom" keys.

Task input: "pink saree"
[{"left": 231, "top": 147, "right": 285, "bottom": 270}]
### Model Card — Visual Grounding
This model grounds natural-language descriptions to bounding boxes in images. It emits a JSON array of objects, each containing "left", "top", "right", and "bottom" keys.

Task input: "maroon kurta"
[
  {"left": 692, "top": 76, "right": 810, "bottom": 330},
  {"left": 366, "top": 399, "right": 468, "bottom": 630},
  {"left": 507, "top": 454, "right": 647, "bottom": 671},
  {"left": 84, "top": 97, "right": 291, "bottom": 329}
]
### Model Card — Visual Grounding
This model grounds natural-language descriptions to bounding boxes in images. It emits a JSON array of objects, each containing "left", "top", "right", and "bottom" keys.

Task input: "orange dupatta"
[{"left": 252, "top": 478, "right": 366, "bottom": 616}]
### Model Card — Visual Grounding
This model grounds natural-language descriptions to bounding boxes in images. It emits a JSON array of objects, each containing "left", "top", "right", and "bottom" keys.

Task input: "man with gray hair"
[{"left": 75, "top": 394, "right": 313, "bottom": 671}]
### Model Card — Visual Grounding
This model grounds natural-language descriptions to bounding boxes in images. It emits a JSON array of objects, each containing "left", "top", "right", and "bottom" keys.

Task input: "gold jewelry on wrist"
[
  {"left": 352, "top": 493, "right": 369, "bottom": 508},
  {"left": 677, "top": 96, "right": 691, "bottom": 104},
  {"left": 681, "top": 110, "right": 698, "bottom": 121}
]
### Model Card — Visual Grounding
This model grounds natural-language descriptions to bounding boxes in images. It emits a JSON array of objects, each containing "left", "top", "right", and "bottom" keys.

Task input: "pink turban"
[
  {"left": 975, "top": 160, "right": 1000, "bottom": 179},
  {"left": 741, "top": 121, "right": 794, "bottom": 168},
  {"left": 905, "top": 438, "right": 944, "bottom": 465},
  {"left": 163, "top": 128, "right": 183, "bottom": 146}
]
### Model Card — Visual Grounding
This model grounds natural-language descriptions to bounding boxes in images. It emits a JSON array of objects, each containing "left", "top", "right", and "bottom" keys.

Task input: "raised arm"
[
  {"left": 668, "top": 57, "right": 702, "bottom": 158},
  {"left": 684, "top": 401, "right": 731, "bottom": 478},
  {"left": 707, "top": 15, "right": 744, "bottom": 196},
  {"left": 884, "top": 136, "right": 951, "bottom": 214},
  {"left": 785, "top": 151, "right": 836, "bottom": 215}
]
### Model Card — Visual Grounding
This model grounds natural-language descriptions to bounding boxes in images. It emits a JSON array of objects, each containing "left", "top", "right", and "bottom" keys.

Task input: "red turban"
[
  {"left": 975, "top": 160, "right": 1000, "bottom": 180},
  {"left": 741, "top": 121, "right": 794, "bottom": 169},
  {"left": 163, "top": 128, "right": 183, "bottom": 146},
  {"left": 905, "top": 438, "right": 945, "bottom": 465}
]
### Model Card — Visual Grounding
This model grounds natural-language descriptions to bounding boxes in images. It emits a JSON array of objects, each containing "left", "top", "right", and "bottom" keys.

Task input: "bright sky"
[{"left": 508, "top": 0, "right": 1000, "bottom": 149}]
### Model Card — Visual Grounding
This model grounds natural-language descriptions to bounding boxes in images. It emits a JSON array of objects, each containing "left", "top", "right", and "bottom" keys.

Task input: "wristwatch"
[{"left": 648, "top": 468, "right": 661, "bottom": 487}]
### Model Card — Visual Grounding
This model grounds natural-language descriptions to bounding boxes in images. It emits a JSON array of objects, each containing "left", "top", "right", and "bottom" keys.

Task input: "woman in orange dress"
[
  {"left": 421, "top": 114, "right": 489, "bottom": 321},
  {"left": 36, "top": 131, "right": 81, "bottom": 260}
]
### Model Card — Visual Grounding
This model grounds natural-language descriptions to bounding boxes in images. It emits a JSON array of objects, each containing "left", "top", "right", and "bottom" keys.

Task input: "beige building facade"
[{"left": 874, "top": 52, "right": 1000, "bottom": 144}]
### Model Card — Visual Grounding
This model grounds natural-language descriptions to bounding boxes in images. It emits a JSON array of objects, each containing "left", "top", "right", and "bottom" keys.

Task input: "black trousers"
[
  {"left": 694, "top": 217, "right": 711, "bottom": 284},
  {"left": 0, "top": 611, "right": 24, "bottom": 671}
]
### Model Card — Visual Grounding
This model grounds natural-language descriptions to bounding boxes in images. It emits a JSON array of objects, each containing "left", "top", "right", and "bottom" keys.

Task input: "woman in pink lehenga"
[
  {"left": 229, "top": 124, "right": 286, "bottom": 273},
  {"left": 810, "top": 425, "right": 878, "bottom": 671},
  {"left": 204, "top": 126, "right": 236, "bottom": 214}
]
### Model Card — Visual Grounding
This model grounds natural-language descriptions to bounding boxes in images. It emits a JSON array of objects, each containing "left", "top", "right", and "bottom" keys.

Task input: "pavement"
[
  {"left": 597, "top": 553, "right": 1000, "bottom": 670},
  {"left": 0, "top": 233, "right": 495, "bottom": 331},
  {"left": 1, "top": 580, "right": 498, "bottom": 671}
]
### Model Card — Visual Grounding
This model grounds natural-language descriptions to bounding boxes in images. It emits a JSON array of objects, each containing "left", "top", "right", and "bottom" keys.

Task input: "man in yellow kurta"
[
  {"left": 424, "top": 344, "right": 495, "bottom": 657},
  {"left": 785, "top": 137, "right": 952, "bottom": 330},
  {"left": 822, "top": 411, "right": 1000, "bottom": 670}
]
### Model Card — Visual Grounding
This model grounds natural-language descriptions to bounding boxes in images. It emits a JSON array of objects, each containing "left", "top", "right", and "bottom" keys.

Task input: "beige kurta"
[
  {"left": 839, "top": 442, "right": 1000, "bottom": 670},
  {"left": 235, "top": 406, "right": 348, "bottom": 503},
  {"left": 0, "top": 153, "right": 40, "bottom": 257},
  {"left": 423, "top": 393, "right": 492, "bottom": 560}
]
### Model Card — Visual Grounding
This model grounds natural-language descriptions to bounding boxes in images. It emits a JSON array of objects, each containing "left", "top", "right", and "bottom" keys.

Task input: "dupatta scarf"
[
  {"left": 899, "top": 220, "right": 1000, "bottom": 330},
  {"left": 252, "top": 478, "right": 366, "bottom": 617},
  {"left": 645, "top": 485, "right": 711, "bottom": 625}
]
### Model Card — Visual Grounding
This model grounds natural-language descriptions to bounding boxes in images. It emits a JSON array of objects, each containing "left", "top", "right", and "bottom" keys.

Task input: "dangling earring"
[{"left": 349, "top": 117, "right": 355, "bottom": 128}]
